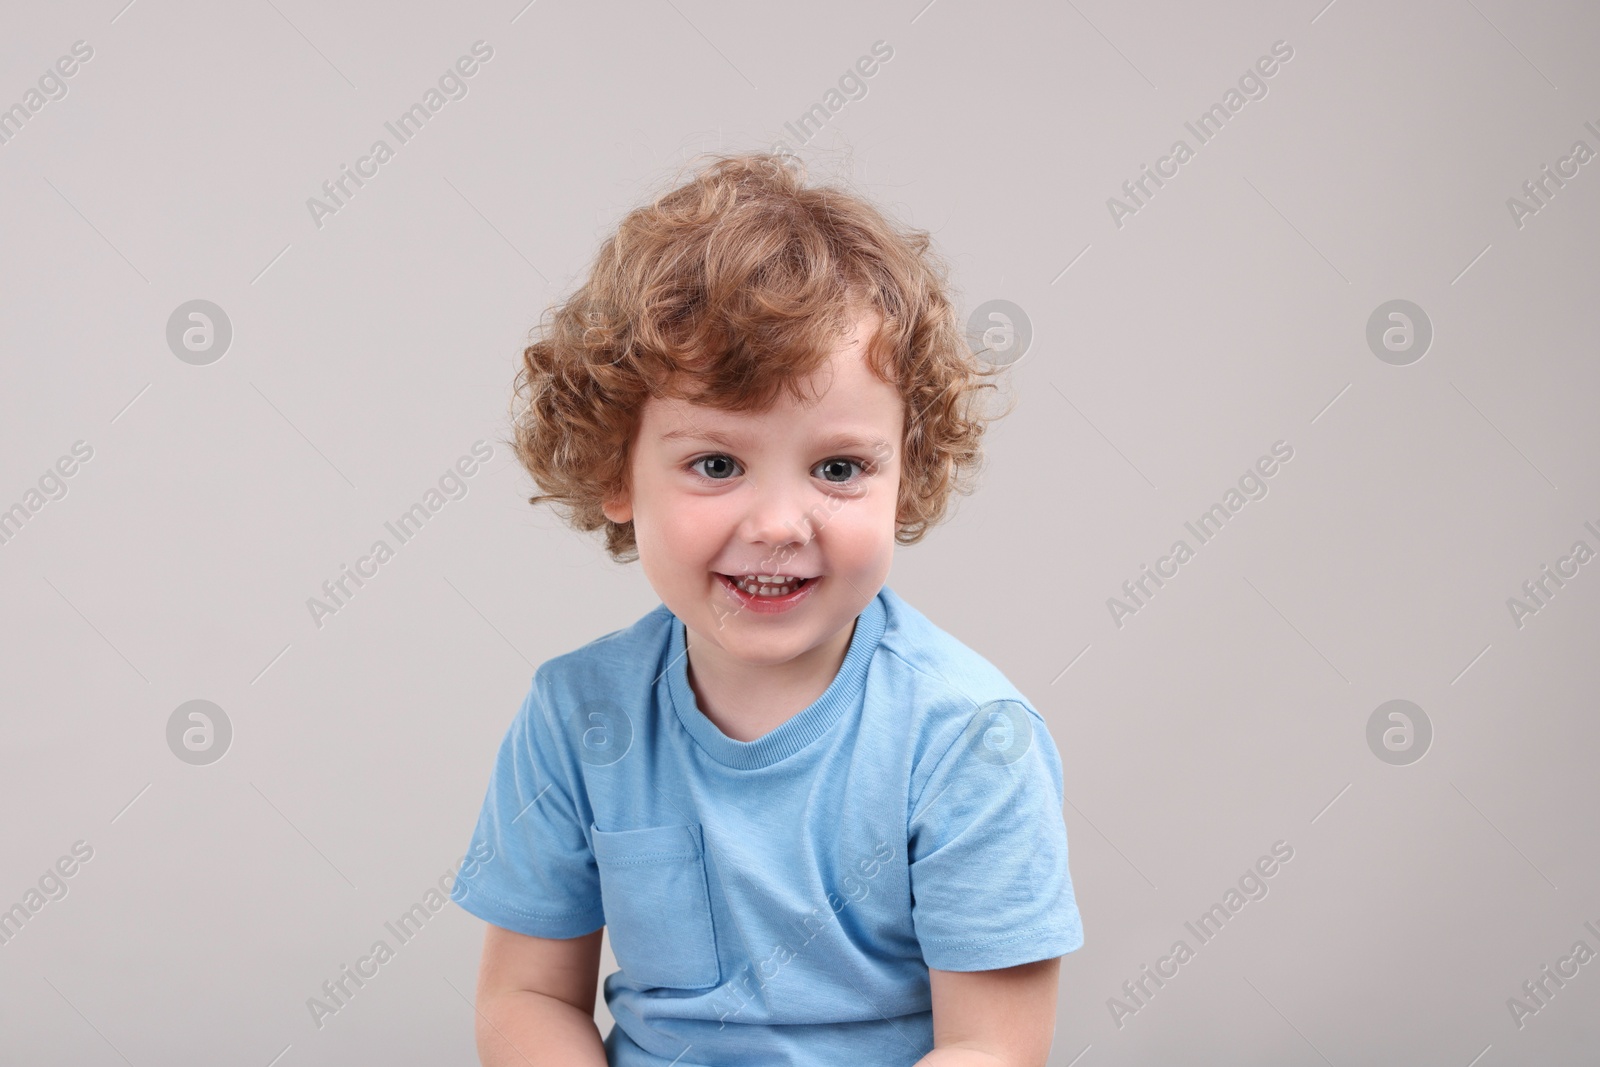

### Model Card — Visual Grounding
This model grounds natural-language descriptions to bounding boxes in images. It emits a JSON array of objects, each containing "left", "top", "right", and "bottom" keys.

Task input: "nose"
[{"left": 737, "top": 468, "right": 817, "bottom": 552}]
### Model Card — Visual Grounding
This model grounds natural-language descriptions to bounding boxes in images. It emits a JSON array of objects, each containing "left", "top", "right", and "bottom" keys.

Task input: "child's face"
[{"left": 602, "top": 310, "right": 903, "bottom": 671}]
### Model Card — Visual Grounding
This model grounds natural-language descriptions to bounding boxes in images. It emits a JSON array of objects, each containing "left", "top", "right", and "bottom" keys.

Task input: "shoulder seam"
[
  {"left": 907, "top": 720, "right": 972, "bottom": 830},
  {"left": 888, "top": 642, "right": 1048, "bottom": 827},
  {"left": 525, "top": 670, "right": 589, "bottom": 814}
]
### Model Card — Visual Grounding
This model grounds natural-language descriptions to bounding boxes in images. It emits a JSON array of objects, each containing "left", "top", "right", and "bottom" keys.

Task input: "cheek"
[
  {"left": 822, "top": 490, "right": 897, "bottom": 560},
  {"left": 637, "top": 489, "right": 727, "bottom": 558}
]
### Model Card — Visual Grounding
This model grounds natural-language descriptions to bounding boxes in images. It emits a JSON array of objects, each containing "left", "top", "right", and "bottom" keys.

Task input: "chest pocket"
[{"left": 591, "top": 822, "right": 721, "bottom": 990}]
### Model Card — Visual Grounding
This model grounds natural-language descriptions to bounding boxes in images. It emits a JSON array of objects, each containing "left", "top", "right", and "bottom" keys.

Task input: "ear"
[{"left": 601, "top": 490, "right": 632, "bottom": 524}]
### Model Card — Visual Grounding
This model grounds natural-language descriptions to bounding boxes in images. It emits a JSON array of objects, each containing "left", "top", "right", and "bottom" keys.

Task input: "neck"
[{"left": 684, "top": 619, "right": 856, "bottom": 743}]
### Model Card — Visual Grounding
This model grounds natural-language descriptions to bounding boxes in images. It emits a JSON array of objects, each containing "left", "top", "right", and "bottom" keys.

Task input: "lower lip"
[{"left": 715, "top": 574, "right": 818, "bottom": 614}]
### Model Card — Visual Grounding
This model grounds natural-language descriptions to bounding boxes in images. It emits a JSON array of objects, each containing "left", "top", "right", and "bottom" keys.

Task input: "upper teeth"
[{"left": 732, "top": 574, "right": 804, "bottom": 596}]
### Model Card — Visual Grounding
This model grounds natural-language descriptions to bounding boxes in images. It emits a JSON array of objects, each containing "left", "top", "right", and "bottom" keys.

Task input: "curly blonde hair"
[{"left": 509, "top": 151, "right": 1012, "bottom": 563}]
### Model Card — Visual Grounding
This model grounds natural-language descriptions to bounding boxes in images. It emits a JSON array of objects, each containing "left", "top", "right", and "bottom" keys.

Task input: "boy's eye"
[
  {"left": 689, "top": 454, "right": 740, "bottom": 480},
  {"left": 815, "top": 458, "right": 866, "bottom": 483}
]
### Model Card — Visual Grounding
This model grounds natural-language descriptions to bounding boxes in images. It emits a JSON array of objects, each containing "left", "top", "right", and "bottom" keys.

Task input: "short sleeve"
[
  {"left": 450, "top": 674, "right": 605, "bottom": 938},
  {"left": 907, "top": 699, "right": 1084, "bottom": 971}
]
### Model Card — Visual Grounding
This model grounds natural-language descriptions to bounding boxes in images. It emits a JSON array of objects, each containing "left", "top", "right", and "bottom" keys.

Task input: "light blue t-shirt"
[{"left": 451, "top": 584, "right": 1084, "bottom": 1066}]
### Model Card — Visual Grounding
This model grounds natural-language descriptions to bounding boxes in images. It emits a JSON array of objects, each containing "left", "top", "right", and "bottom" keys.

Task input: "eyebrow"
[{"left": 658, "top": 427, "right": 890, "bottom": 453}]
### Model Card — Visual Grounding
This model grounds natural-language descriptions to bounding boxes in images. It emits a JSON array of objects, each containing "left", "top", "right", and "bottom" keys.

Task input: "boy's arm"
[
  {"left": 473, "top": 923, "right": 609, "bottom": 1067},
  {"left": 915, "top": 957, "right": 1063, "bottom": 1067}
]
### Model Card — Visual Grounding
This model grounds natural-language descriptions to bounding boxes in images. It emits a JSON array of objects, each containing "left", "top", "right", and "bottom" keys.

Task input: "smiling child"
[{"left": 451, "top": 152, "right": 1084, "bottom": 1067}]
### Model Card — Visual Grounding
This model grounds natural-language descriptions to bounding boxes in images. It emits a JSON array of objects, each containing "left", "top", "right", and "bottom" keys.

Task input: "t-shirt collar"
[{"left": 664, "top": 589, "right": 888, "bottom": 770}]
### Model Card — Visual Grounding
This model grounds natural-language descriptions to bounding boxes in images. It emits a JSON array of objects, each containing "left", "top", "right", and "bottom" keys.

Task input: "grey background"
[{"left": 1, "top": 0, "right": 1597, "bottom": 1064}]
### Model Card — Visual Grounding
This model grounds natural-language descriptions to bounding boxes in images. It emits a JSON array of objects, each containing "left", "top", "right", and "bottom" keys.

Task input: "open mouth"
[{"left": 715, "top": 573, "right": 816, "bottom": 599}]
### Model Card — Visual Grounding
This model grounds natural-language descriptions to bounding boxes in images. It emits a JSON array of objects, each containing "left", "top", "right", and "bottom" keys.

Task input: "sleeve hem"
[
  {"left": 452, "top": 888, "right": 604, "bottom": 940},
  {"left": 920, "top": 926, "right": 1084, "bottom": 972}
]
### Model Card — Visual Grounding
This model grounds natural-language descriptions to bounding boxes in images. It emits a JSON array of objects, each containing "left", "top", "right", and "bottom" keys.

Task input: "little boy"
[{"left": 451, "top": 152, "right": 1083, "bottom": 1067}]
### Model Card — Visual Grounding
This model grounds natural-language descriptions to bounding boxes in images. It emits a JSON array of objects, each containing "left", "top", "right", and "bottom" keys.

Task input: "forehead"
[{"left": 641, "top": 323, "right": 903, "bottom": 446}]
